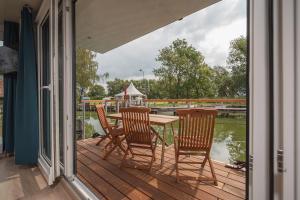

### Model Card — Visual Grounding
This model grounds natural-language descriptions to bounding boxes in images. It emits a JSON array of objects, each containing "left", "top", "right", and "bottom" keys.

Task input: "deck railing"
[{"left": 81, "top": 98, "right": 246, "bottom": 104}]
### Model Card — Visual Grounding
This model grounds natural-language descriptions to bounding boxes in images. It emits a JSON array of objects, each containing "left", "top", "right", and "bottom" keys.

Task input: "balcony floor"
[{"left": 77, "top": 138, "right": 246, "bottom": 200}]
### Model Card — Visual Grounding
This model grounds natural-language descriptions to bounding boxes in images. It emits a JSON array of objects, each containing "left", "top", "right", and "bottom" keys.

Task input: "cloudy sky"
[{"left": 96, "top": 0, "right": 246, "bottom": 84}]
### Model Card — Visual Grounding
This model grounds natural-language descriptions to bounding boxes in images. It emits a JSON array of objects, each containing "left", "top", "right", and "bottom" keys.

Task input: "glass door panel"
[
  {"left": 41, "top": 16, "right": 52, "bottom": 163},
  {"left": 58, "top": 8, "right": 64, "bottom": 166}
]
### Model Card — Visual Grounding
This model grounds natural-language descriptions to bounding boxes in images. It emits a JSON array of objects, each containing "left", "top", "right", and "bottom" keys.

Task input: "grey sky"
[{"left": 96, "top": 0, "right": 246, "bottom": 83}]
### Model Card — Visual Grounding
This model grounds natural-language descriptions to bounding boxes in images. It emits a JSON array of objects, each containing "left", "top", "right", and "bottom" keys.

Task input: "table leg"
[
  {"left": 171, "top": 123, "right": 175, "bottom": 136},
  {"left": 115, "top": 119, "right": 119, "bottom": 126},
  {"left": 161, "top": 124, "right": 167, "bottom": 167}
]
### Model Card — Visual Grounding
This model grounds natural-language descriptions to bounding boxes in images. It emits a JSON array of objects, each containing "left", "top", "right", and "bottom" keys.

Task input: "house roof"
[{"left": 115, "top": 82, "right": 145, "bottom": 97}]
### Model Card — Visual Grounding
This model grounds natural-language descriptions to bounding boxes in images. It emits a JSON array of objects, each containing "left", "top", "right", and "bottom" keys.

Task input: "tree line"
[{"left": 76, "top": 36, "right": 247, "bottom": 100}]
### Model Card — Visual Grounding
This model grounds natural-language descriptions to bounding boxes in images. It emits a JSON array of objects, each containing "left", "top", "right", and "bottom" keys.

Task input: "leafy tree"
[
  {"left": 107, "top": 79, "right": 130, "bottom": 96},
  {"left": 154, "top": 39, "right": 216, "bottom": 98},
  {"left": 227, "top": 36, "right": 247, "bottom": 96},
  {"left": 213, "top": 66, "right": 234, "bottom": 97},
  {"left": 76, "top": 48, "right": 100, "bottom": 98},
  {"left": 88, "top": 84, "right": 106, "bottom": 100},
  {"left": 100, "top": 72, "right": 109, "bottom": 82}
]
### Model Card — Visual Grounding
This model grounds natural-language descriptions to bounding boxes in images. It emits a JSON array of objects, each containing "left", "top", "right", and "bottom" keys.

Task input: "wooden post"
[
  {"left": 116, "top": 100, "right": 119, "bottom": 113},
  {"left": 104, "top": 101, "right": 108, "bottom": 113},
  {"left": 82, "top": 101, "right": 85, "bottom": 139}
]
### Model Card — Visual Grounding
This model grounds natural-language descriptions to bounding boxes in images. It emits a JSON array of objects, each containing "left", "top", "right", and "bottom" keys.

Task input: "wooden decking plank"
[
  {"left": 156, "top": 147, "right": 245, "bottom": 182},
  {"left": 101, "top": 140, "right": 244, "bottom": 191},
  {"left": 78, "top": 140, "right": 244, "bottom": 199},
  {"left": 77, "top": 160, "right": 128, "bottom": 200},
  {"left": 78, "top": 148, "right": 175, "bottom": 200},
  {"left": 77, "top": 173, "right": 107, "bottom": 200},
  {"left": 84, "top": 138, "right": 244, "bottom": 178},
  {"left": 227, "top": 173, "right": 246, "bottom": 184},
  {"left": 125, "top": 168, "right": 199, "bottom": 200},
  {"left": 78, "top": 140, "right": 244, "bottom": 200},
  {"left": 77, "top": 141, "right": 212, "bottom": 200},
  {"left": 222, "top": 184, "right": 246, "bottom": 198},
  {"left": 78, "top": 152, "right": 152, "bottom": 200}
]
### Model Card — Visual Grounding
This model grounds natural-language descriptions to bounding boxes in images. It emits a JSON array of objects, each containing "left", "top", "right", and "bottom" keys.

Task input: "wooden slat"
[
  {"left": 78, "top": 153, "right": 151, "bottom": 200},
  {"left": 77, "top": 161, "right": 128, "bottom": 200},
  {"left": 77, "top": 139, "right": 245, "bottom": 200},
  {"left": 78, "top": 149, "right": 174, "bottom": 200},
  {"left": 78, "top": 141, "right": 216, "bottom": 200},
  {"left": 79, "top": 139, "right": 245, "bottom": 194},
  {"left": 77, "top": 173, "right": 107, "bottom": 200}
]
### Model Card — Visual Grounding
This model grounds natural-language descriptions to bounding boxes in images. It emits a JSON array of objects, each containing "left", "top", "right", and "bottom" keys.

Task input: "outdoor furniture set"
[{"left": 95, "top": 104, "right": 218, "bottom": 185}]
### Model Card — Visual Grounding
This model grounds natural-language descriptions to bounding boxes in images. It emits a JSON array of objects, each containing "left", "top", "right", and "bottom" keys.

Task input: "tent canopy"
[{"left": 115, "top": 82, "right": 145, "bottom": 97}]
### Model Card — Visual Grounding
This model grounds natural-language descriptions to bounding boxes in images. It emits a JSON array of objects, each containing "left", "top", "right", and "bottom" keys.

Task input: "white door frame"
[
  {"left": 63, "top": 0, "right": 75, "bottom": 178},
  {"left": 249, "top": 0, "right": 271, "bottom": 199},
  {"left": 273, "top": 0, "right": 297, "bottom": 199},
  {"left": 36, "top": 0, "right": 60, "bottom": 185},
  {"left": 296, "top": 0, "right": 300, "bottom": 199}
]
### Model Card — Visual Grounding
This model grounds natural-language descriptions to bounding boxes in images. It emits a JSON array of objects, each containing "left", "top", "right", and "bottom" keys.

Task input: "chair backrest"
[
  {"left": 176, "top": 109, "right": 217, "bottom": 151},
  {"left": 95, "top": 104, "right": 110, "bottom": 133},
  {"left": 120, "top": 107, "right": 152, "bottom": 145}
]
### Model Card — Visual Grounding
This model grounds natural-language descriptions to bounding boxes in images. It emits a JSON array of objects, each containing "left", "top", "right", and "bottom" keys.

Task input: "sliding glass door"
[{"left": 41, "top": 16, "right": 52, "bottom": 163}]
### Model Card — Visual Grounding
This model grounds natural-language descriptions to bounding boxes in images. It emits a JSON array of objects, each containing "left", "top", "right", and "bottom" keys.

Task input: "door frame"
[
  {"left": 36, "top": 0, "right": 60, "bottom": 185},
  {"left": 273, "top": 0, "right": 297, "bottom": 199},
  {"left": 249, "top": 0, "right": 272, "bottom": 199}
]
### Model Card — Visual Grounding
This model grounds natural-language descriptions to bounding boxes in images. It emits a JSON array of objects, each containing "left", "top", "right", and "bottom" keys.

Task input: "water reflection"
[{"left": 80, "top": 113, "right": 246, "bottom": 164}]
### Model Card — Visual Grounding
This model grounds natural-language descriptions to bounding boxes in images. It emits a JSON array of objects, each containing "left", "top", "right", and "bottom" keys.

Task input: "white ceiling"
[
  {"left": 76, "top": 0, "right": 220, "bottom": 53},
  {"left": 0, "top": 0, "right": 41, "bottom": 40}
]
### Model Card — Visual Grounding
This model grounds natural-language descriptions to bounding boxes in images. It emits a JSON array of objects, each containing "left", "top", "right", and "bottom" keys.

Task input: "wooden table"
[{"left": 107, "top": 113, "right": 179, "bottom": 166}]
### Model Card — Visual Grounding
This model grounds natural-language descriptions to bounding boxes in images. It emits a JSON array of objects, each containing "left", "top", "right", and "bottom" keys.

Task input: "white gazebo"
[
  {"left": 115, "top": 82, "right": 145, "bottom": 98},
  {"left": 115, "top": 82, "right": 146, "bottom": 106}
]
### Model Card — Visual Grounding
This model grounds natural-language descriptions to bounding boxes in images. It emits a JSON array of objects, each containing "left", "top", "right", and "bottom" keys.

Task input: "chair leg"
[
  {"left": 175, "top": 153, "right": 179, "bottom": 183},
  {"left": 201, "top": 156, "right": 208, "bottom": 169},
  {"left": 103, "top": 144, "right": 117, "bottom": 160},
  {"left": 96, "top": 135, "right": 108, "bottom": 146},
  {"left": 208, "top": 156, "right": 218, "bottom": 186},
  {"left": 120, "top": 147, "right": 129, "bottom": 168},
  {"left": 128, "top": 147, "right": 134, "bottom": 158},
  {"left": 149, "top": 148, "right": 155, "bottom": 172},
  {"left": 118, "top": 140, "right": 127, "bottom": 154},
  {"left": 105, "top": 138, "right": 115, "bottom": 149}
]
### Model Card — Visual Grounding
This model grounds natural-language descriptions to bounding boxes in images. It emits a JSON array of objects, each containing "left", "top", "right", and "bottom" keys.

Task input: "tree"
[
  {"left": 213, "top": 66, "right": 234, "bottom": 97},
  {"left": 76, "top": 48, "right": 100, "bottom": 98},
  {"left": 107, "top": 79, "right": 130, "bottom": 96},
  {"left": 227, "top": 36, "right": 247, "bottom": 96},
  {"left": 88, "top": 84, "right": 106, "bottom": 100},
  {"left": 154, "top": 39, "right": 216, "bottom": 98}
]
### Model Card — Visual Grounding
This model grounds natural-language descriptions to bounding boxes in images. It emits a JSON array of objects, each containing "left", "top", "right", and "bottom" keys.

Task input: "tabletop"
[{"left": 107, "top": 113, "right": 179, "bottom": 126}]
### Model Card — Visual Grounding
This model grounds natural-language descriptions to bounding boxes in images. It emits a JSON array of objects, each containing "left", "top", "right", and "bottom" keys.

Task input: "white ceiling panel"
[
  {"left": 0, "top": 0, "right": 41, "bottom": 30},
  {"left": 76, "top": 0, "right": 220, "bottom": 53}
]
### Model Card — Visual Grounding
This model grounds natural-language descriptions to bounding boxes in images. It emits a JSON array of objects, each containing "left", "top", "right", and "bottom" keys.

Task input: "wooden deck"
[{"left": 76, "top": 138, "right": 246, "bottom": 200}]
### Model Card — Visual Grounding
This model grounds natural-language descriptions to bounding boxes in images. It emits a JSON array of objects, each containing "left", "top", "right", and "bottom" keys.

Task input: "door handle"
[{"left": 41, "top": 85, "right": 51, "bottom": 91}]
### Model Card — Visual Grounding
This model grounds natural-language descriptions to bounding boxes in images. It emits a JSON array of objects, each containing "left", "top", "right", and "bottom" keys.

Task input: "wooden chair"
[
  {"left": 174, "top": 108, "right": 218, "bottom": 185},
  {"left": 95, "top": 104, "right": 127, "bottom": 160},
  {"left": 120, "top": 107, "right": 158, "bottom": 171}
]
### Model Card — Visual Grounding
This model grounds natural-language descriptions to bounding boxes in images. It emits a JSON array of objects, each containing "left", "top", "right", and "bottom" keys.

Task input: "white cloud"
[{"left": 95, "top": 0, "right": 246, "bottom": 81}]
